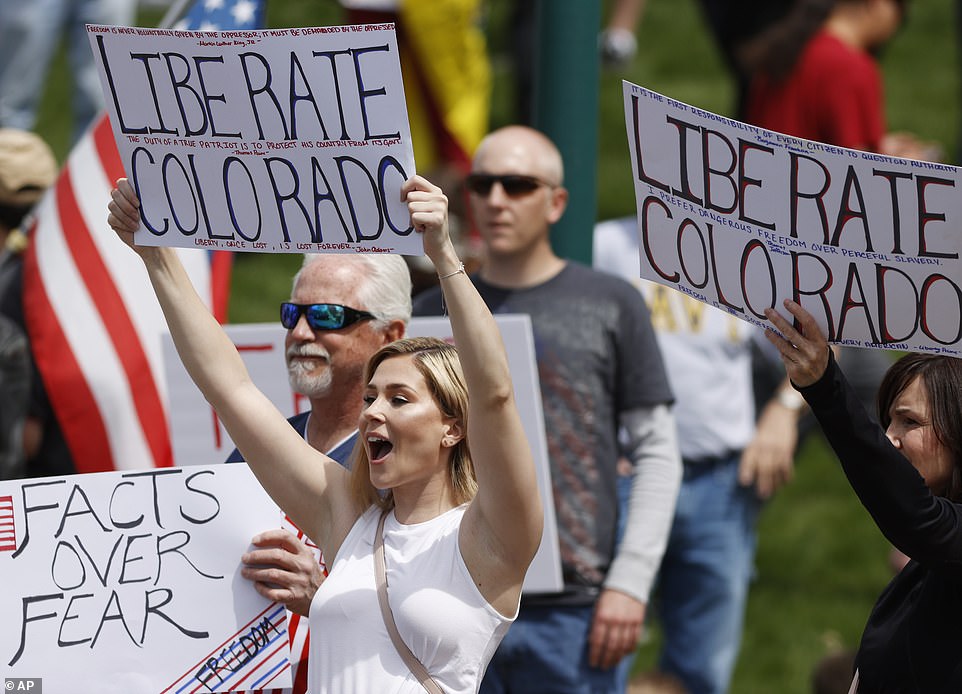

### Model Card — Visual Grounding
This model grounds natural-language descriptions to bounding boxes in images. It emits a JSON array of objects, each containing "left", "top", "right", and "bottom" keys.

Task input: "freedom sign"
[
  {"left": 87, "top": 24, "right": 419, "bottom": 255},
  {"left": 0, "top": 465, "right": 290, "bottom": 693},
  {"left": 623, "top": 81, "right": 962, "bottom": 356}
]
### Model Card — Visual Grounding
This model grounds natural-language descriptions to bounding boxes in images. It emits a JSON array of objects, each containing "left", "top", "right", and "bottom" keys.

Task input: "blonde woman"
[{"left": 107, "top": 175, "right": 543, "bottom": 693}]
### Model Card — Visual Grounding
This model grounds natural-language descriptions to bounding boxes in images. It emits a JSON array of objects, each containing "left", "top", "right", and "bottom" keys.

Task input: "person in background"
[
  {"left": 0, "top": 128, "right": 64, "bottom": 478},
  {"left": 628, "top": 670, "right": 690, "bottom": 694},
  {"left": 695, "top": 0, "right": 807, "bottom": 119},
  {"left": 600, "top": 0, "right": 648, "bottom": 67},
  {"left": 594, "top": 217, "right": 804, "bottom": 694},
  {"left": 766, "top": 299, "right": 962, "bottom": 692},
  {"left": 744, "top": 0, "right": 935, "bottom": 161},
  {"left": 226, "top": 254, "right": 410, "bottom": 473},
  {"left": 226, "top": 252, "right": 411, "bottom": 694},
  {"left": 108, "top": 173, "right": 544, "bottom": 692},
  {"left": 0, "top": 311, "right": 28, "bottom": 480},
  {"left": 745, "top": 0, "right": 936, "bottom": 579},
  {"left": 0, "top": 0, "right": 137, "bottom": 141},
  {"left": 414, "top": 125, "right": 682, "bottom": 694}
]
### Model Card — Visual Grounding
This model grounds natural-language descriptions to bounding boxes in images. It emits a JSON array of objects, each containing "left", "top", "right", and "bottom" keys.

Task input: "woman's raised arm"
[
  {"left": 107, "top": 179, "right": 356, "bottom": 551},
  {"left": 401, "top": 176, "right": 543, "bottom": 604}
]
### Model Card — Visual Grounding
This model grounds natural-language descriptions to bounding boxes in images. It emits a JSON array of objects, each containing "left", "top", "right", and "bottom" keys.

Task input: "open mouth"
[{"left": 367, "top": 435, "right": 394, "bottom": 463}]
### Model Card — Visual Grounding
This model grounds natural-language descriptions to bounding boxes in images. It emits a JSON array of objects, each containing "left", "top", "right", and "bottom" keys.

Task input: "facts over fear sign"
[
  {"left": 622, "top": 81, "right": 962, "bottom": 356},
  {"left": 0, "top": 465, "right": 290, "bottom": 693},
  {"left": 87, "top": 24, "right": 418, "bottom": 255}
]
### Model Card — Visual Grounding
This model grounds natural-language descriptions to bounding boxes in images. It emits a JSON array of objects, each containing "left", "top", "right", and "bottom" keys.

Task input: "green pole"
[{"left": 531, "top": 0, "right": 601, "bottom": 265}]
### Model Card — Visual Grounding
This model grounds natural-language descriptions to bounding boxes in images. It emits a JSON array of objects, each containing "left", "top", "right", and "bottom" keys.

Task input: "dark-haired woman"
[{"left": 766, "top": 299, "right": 962, "bottom": 692}]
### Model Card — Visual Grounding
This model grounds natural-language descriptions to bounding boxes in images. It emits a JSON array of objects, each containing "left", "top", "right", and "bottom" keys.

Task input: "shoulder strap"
[
  {"left": 374, "top": 508, "right": 445, "bottom": 694},
  {"left": 847, "top": 669, "right": 859, "bottom": 694}
]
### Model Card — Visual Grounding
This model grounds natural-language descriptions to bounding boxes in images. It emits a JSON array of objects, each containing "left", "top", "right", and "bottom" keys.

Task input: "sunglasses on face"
[
  {"left": 464, "top": 173, "right": 551, "bottom": 198},
  {"left": 279, "top": 302, "right": 376, "bottom": 331}
]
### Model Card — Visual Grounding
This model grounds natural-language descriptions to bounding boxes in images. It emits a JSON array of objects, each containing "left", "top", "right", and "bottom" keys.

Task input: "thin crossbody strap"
[
  {"left": 374, "top": 508, "right": 445, "bottom": 694},
  {"left": 847, "top": 669, "right": 859, "bottom": 694}
]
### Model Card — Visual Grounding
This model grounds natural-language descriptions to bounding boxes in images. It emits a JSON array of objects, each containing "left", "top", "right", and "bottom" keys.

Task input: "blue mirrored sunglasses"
[{"left": 279, "top": 302, "right": 376, "bottom": 331}]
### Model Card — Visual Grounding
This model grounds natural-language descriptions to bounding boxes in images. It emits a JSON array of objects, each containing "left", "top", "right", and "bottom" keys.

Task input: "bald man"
[{"left": 413, "top": 125, "right": 682, "bottom": 693}]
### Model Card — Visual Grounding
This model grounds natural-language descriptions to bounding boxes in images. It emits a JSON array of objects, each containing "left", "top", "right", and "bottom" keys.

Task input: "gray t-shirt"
[{"left": 413, "top": 262, "right": 673, "bottom": 596}]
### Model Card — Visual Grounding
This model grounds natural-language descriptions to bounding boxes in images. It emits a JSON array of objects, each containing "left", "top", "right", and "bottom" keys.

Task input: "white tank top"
[{"left": 308, "top": 504, "right": 515, "bottom": 693}]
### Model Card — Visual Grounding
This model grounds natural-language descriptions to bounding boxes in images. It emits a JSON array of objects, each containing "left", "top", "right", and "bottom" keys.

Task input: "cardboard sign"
[
  {"left": 162, "top": 316, "right": 564, "bottom": 594},
  {"left": 87, "top": 24, "right": 419, "bottom": 255},
  {"left": 0, "top": 464, "right": 290, "bottom": 693},
  {"left": 623, "top": 81, "right": 962, "bottom": 356}
]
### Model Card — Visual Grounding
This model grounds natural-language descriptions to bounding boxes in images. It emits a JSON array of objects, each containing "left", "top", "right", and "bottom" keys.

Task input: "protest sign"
[
  {"left": 622, "top": 81, "right": 962, "bottom": 356},
  {"left": 0, "top": 465, "right": 290, "bottom": 693},
  {"left": 87, "top": 24, "right": 419, "bottom": 255},
  {"left": 162, "top": 316, "right": 564, "bottom": 594},
  {"left": 406, "top": 315, "right": 562, "bottom": 595}
]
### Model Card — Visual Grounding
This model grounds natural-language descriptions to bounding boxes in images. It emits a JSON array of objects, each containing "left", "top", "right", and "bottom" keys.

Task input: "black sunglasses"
[
  {"left": 280, "top": 302, "right": 376, "bottom": 331},
  {"left": 464, "top": 173, "right": 551, "bottom": 198}
]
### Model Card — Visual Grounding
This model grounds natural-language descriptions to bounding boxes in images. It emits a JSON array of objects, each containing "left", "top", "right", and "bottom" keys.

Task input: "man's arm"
[
  {"left": 605, "top": 404, "right": 681, "bottom": 599},
  {"left": 738, "top": 378, "right": 802, "bottom": 498},
  {"left": 590, "top": 404, "right": 681, "bottom": 669}
]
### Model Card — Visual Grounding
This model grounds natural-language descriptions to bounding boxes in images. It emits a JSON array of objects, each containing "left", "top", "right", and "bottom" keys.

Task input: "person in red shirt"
[
  {"left": 743, "top": 0, "right": 937, "bottom": 432},
  {"left": 744, "top": 0, "right": 938, "bottom": 159},
  {"left": 745, "top": 0, "right": 942, "bottom": 678}
]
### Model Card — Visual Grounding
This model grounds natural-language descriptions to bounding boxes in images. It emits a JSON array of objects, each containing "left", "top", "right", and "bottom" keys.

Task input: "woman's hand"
[
  {"left": 764, "top": 299, "right": 831, "bottom": 388},
  {"left": 106, "top": 178, "right": 142, "bottom": 252},
  {"left": 400, "top": 175, "right": 460, "bottom": 273}
]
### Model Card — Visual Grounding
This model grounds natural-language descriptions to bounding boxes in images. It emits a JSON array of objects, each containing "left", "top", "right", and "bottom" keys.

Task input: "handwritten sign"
[
  {"left": 162, "top": 316, "right": 564, "bottom": 594},
  {"left": 87, "top": 24, "right": 419, "bottom": 255},
  {"left": 0, "top": 465, "right": 290, "bottom": 693},
  {"left": 623, "top": 81, "right": 962, "bottom": 356}
]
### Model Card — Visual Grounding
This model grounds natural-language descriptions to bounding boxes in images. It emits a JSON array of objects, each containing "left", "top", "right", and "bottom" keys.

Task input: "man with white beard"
[
  {"left": 225, "top": 253, "right": 410, "bottom": 694},
  {"left": 227, "top": 254, "right": 411, "bottom": 467}
]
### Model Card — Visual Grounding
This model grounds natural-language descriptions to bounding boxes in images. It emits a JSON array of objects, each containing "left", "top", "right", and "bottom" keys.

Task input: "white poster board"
[
  {"left": 162, "top": 316, "right": 564, "bottom": 594},
  {"left": 87, "top": 24, "right": 419, "bottom": 255},
  {"left": 0, "top": 465, "right": 289, "bottom": 693},
  {"left": 405, "top": 315, "right": 563, "bottom": 595},
  {"left": 164, "top": 323, "right": 307, "bottom": 466},
  {"left": 623, "top": 81, "right": 962, "bottom": 356}
]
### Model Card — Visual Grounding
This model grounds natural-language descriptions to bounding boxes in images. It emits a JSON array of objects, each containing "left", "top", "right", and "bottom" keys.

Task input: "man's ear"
[
  {"left": 546, "top": 186, "right": 569, "bottom": 225},
  {"left": 384, "top": 319, "right": 406, "bottom": 344}
]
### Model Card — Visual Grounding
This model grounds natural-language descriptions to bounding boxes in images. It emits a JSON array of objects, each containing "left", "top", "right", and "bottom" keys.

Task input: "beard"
[{"left": 286, "top": 343, "right": 333, "bottom": 398}]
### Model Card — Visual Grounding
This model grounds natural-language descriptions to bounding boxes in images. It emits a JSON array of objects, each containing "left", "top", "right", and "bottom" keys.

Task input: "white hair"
[{"left": 293, "top": 254, "right": 412, "bottom": 326}]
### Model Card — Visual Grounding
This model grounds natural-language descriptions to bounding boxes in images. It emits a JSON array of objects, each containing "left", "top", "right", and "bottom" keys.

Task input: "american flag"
[
  {"left": 173, "top": 0, "right": 265, "bottom": 32},
  {"left": 22, "top": 0, "right": 266, "bottom": 474}
]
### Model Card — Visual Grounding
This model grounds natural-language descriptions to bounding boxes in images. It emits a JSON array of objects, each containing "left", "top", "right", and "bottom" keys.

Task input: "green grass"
[{"left": 33, "top": 1, "right": 959, "bottom": 691}]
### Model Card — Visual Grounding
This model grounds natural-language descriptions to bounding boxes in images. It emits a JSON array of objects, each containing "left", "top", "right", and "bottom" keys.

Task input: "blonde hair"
[{"left": 349, "top": 336, "right": 477, "bottom": 510}]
